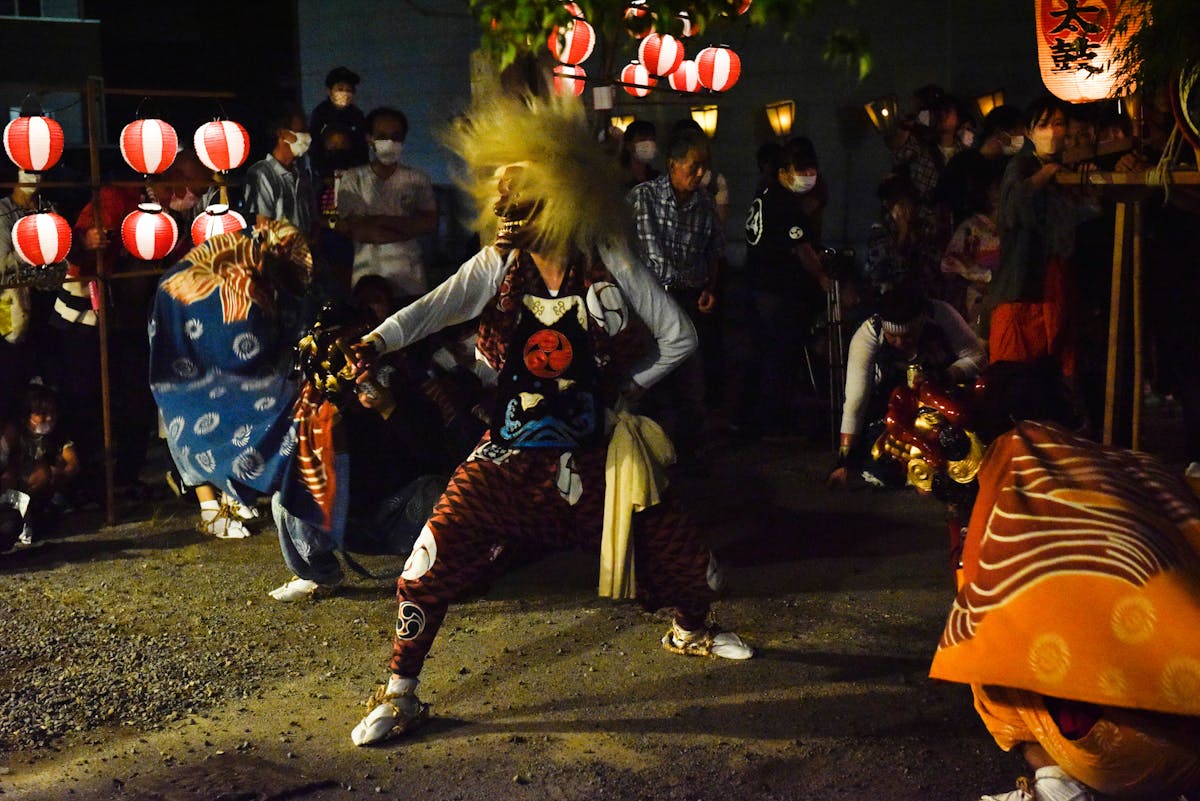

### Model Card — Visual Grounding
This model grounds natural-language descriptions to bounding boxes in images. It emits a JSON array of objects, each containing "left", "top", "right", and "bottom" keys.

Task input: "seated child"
[{"left": 1, "top": 384, "right": 80, "bottom": 541}]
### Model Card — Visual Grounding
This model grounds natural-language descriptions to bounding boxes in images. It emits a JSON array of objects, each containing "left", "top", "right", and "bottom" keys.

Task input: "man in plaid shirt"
[{"left": 627, "top": 129, "right": 723, "bottom": 469}]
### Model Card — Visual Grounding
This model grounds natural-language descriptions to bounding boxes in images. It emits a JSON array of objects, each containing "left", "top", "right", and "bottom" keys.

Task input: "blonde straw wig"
[{"left": 443, "top": 92, "right": 631, "bottom": 262}]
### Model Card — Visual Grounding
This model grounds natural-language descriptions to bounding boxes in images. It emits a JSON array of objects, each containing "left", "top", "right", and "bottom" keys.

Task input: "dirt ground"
[{"left": 0, "top": 433, "right": 1036, "bottom": 801}]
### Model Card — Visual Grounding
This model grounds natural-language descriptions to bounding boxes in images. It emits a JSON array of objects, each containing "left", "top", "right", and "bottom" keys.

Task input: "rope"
[{"left": 1146, "top": 124, "right": 1184, "bottom": 204}]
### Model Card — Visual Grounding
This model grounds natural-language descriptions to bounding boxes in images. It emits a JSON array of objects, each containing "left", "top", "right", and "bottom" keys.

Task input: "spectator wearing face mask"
[
  {"left": 737, "top": 136, "right": 833, "bottom": 436},
  {"left": 935, "top": 105, "right": 1026, "bottom": 230},
  {"left": 243, "top": 101, "right": 318, "bottom": 239},
  {"left": 620, "top": 119, "right": 660, "bottom": 189},
  {"left": 335, "top": 107, "right": 437, "bottom": 298},
  {"left": 308, "top": 66, "right": 369, "bottom": 176}
]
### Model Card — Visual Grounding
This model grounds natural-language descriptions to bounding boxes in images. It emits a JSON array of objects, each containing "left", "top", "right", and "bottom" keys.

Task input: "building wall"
[{"left": 297, "top": 0, "right": 1046, "bottom": 258}]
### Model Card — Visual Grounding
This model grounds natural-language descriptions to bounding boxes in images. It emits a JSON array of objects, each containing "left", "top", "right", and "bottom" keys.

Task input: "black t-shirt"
[
  {"left": 308, "top": 100, "right": 369, "bottom": 176},
  {"left": 744, "top": 182, "right": 821, "bottom": 293},
  {"left": 343, "top": 390, "right": 448, "bottom": 510}
]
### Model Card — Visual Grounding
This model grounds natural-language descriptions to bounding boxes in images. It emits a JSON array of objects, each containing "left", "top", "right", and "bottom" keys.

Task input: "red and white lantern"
[
  {"left": 675, "top": 11, "right": 702, "bottom": 39},
  {"left": 730, "top": 0, "right": 752, "bottom": 14},
  {"left": 562, "top": 2, "right": 584, "bottom": 17},
  {"left": 121, "top": 203, "right": 179, "bottom": 261},
  {"left": 668, "top": 60, "right": 702, "bottom": 93},
  {"left": 3, "top": 116, "right": 65, "bottom": 173},
  {"left": 697, "top": 45, "right": 742, "bottom": 92},
  {"left": 11, "top": 212, "right": 71, "bottom": 265},
  {"left": 620, "top": 62, "right": 657, "bottom": 98},
  {"left": 1035, "top": 0, "right": 1139, "bottom": 103},
  {"left": 119, "top": 119, "right": 178, "bottom": 175},
  {"left": 638, "top": 33, "right": 685, "bottom": 77},
  {"left": 552, "top": 65, "right": 587, "bottom": 98},
  {"left": 624, "top": 1, "right": 652, "bottom": 38},
  {"left": 548, "top": 18, "right": 595, "bottom": 65},
  {"left": 190, "top": 203, "right": 247, "bottom": 246},
  {"left": 194, "top": 120, "right": 250, "bottom": 173}
]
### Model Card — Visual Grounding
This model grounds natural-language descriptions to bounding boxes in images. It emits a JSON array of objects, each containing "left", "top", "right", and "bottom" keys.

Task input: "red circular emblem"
[{"left": 523, "top": 329, "right": 573, "bottom": 378}]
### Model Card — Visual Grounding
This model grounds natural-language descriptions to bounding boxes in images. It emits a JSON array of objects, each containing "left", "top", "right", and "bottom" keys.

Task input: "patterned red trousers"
[{"left": 389, "top": 443, "right": 715, "bottom": 677}]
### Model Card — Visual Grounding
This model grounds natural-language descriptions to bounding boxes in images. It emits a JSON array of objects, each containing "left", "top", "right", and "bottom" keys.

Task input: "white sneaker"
[
  {"left": 661, "top": 621, "right": 754, "bottom": 660},
  {"left": 350, "top": 683, "right": 429, "bottom": 746},
  {"left": 1030, "top": 766, "right": 1093, "bottom": 801},
  {"left": 268, "top": 576, "right": 338, "bottom": 602}
]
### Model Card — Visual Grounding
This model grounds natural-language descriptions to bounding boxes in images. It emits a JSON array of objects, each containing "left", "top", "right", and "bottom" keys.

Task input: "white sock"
[
  {"left": 199, "top": 499, "right": 220, "bottom": 519},
  {"left": 387, "top": 675, "right": 419, "bottom": 697}
]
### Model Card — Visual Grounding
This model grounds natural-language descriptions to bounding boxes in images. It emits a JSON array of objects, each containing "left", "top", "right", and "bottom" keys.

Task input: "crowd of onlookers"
[{"left": 3, "top": 68, "right": 1200, "bottom": 549}]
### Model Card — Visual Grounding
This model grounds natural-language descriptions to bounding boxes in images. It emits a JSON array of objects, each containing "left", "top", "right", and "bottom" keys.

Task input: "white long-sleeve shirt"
[
  {"left": 369, "top": 243, "right": 697, "bottom": 391},
  {"left": 839, "top": 299, "right": 985, "bottom": 438}
]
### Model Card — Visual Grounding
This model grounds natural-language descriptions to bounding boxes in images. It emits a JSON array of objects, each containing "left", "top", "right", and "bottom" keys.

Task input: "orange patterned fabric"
[
  {"left": 972, "top": 684, "right": 1200, "bottom": 798},
  {"left": 930, "top": 421, "right": 1200, "bottom": 716}
]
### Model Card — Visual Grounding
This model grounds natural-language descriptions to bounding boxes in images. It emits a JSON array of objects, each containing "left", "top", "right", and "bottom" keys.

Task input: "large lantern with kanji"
[
  {"left": 190, "top": 203, "right": 247, "bottom": 246},
  {"left": 11, "top": 212, "right": 71, "bottom": 265},
  {"left": 120, "top": 119, "right": 178, "bottom": 176},
  {"left": 620, "top": 62, "right": 657, "bottom": 98},
  {"left": 548, "top": 18, "right": 595, "bottom": 65},
  {"left": 638, "top": 33, "right": 685, "bottom": 77},
  {"left": 552, "top": 65, "right": 587, "bottom": 98},
  {"left": 697, "top": 45, "right": 742, "bottom": 92},
  {"left": 668, "top": 60, "right": 702, "bottom": 93},
  {"left": 122, "top": 203, "right": 179, "bottom": 261},
  {"left": 3, "top": 116, "right": 65, "bottom": 173},
  {"left": 1035, "top": 0, "right": 1139, "bottom": 103},
  {"left": 194, "top": 120, "right": 250, "bottom": 173}
]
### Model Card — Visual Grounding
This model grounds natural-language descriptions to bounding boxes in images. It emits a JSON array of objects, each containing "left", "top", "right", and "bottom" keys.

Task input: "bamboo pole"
[
  {"left": 1131, "top": 201, "right": 1144, "bottom": 450},
  {"left": 85, "top": 76, "right": 117, "bottom": 526},
  {"left": 1103, "top": 202, "right": 1128, "bottom": 445}
]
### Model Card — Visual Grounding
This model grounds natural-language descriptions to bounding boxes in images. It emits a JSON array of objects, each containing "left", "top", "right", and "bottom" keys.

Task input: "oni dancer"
[{"left": 348, "top": 93, "right": 753, "bottom": 747}]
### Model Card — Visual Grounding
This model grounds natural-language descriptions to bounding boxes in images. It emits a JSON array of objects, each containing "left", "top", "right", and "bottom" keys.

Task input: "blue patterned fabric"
[{"left": 148, "top": 225, "right": 310, "bottom": 507}]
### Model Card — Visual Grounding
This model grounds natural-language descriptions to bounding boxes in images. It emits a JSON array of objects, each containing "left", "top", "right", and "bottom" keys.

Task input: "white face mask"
[
  {"left": 32, "top": 422, "right": 53, "bottom": 436},
  {"left": 287, "top": 131, "right": 312, "bottom": 158},
  {"left": 1029, "top": 126, "right": 1059, "bottom": 156},
  {"left": 169, "top": 188, "right": 200, "bottom": 212},
  {"left": 633, "top": 141, "right": 657, "bottom": 162},
  {"left": 1002, "top": 135, "right": 1025, "bottom": 156},
  {"left": 372, "top": 139, "right": 403, "bottom": 165},
  {"left": 788, "top": 174, "right": 817, "bottom": 194},
  {"left": 916, "top": 109, "right": 931, "bottom": 127},
  {"left": 958, "top": 129, "right": 975, "bottom": 148},
  {"left": 331, "top": 90, "right": 354, "bottom": 109}
]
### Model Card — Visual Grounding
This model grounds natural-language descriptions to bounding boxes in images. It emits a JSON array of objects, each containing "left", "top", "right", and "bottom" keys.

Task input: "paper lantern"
[
  {"left": 563, "top": 2, "right": 584, "bottom": 17},
  {"left": 624, "top": 1, "right": 652, "bottom": 38},
  {"left": 638, "top": 33, "right": 685, "bottom": 77},
  {"left": 119, "top": 119, "right": 178, "bottom": 176},
  {"left": 620, "top": 62, "right": 657, "bottom": 98},
  {"left": 191, "top": 203, "right": 247, "bottom": 246},
  {"left": 697, "top": 45, "right": 742, "bottom": 92},
  {"left": 675, "top": 11, "right": 702, "bottom": 39},
  {"left": 122, "top": 203, "right": 179, "bottom": 261},
  {"left": 552, "top": 65, "right": 587, "bottom": 98},
  {"left": 730, "top": 0, "right": 752, "bottom": 13},
  {"left": 194, "top": 120, "right": 250, "bottom": 173},
  {"left": 3, "top": 116, "right": 65, "bottom": 173},
  {"left": 548, "top": 18, "right": 595, "bottom": 66},
  {"left": 1035, "top": 0, "right": 1139, "bottom": 103},
  {"left": 11, "top": 212, "right": 71, "bottom": 266},
  {"left": 668, "top": 60, "right": 702, "bottom": 93}
]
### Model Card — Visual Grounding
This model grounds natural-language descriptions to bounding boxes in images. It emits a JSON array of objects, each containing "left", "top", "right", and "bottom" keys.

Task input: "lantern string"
[{"left": 1146, "top": 124, "right": 1183, "bottom": 204}]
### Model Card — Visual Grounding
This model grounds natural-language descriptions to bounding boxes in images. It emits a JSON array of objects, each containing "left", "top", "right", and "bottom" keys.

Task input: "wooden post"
[
  {"left": 85, "top": 76, "right": 117, "bottom": 527},
  {"left": 1103, "top": 202, "right": 1128, "bottom": 445},
  {"left": 1131, "top": 201, "right": 1144, "bottom": 450}
]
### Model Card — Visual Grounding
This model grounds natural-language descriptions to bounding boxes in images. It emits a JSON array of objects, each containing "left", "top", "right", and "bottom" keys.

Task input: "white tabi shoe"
[
  {"left": 198, "top": 501, "right": 250, "bottom": 539},
  {"left": 350, "top": 679, "right": 429, "bottom": 746},
  {"left": 268, "top": 576, "right": 338, "bottom": 602},
  {"left": 222, "top": 492, "right": 261, "bottom": 522},
  {"left": 981, "top": 767, "right": 1094, "bottom": 801},
  {"left": 661, "top": 621, "right": 754, "bottom": 660}
]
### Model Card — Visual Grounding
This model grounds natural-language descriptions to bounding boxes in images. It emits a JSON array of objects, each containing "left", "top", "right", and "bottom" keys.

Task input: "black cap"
[{"left": 325, "top": 66, "right": 360, "bottom": 89}]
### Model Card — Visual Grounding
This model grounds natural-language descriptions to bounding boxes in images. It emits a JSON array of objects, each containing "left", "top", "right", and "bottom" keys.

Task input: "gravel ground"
[{"left": 0, "top": 436, "right": 1028, "bottom": 800}]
